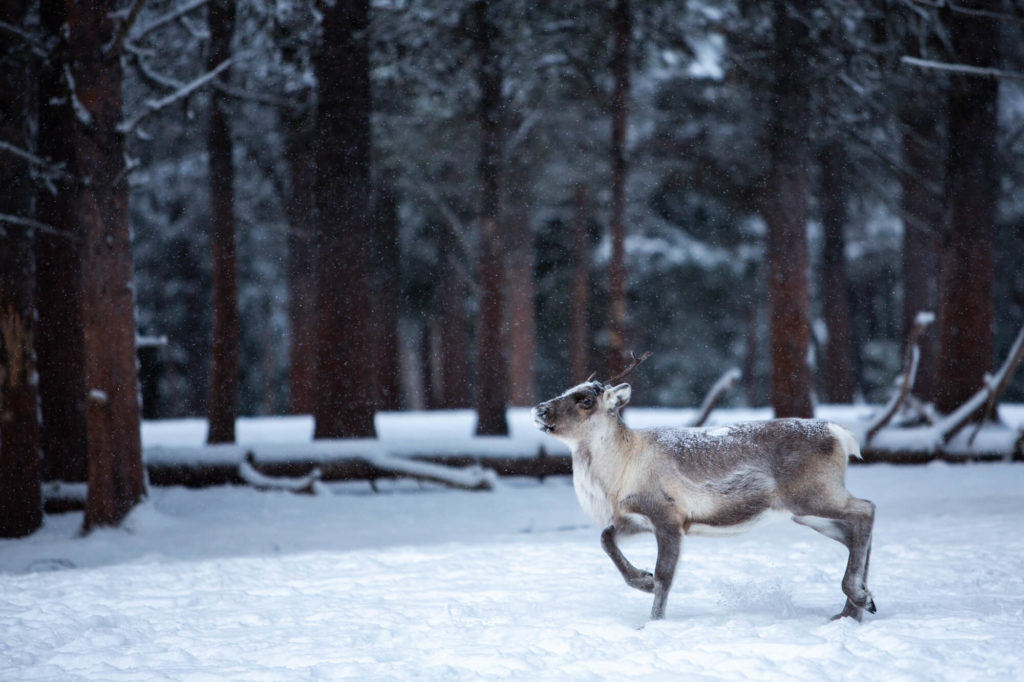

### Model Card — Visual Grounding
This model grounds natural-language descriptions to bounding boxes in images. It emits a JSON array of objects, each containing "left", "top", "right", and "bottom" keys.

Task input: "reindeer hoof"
[
  {"left": 865, "top": 598, "right": 877, "bottom": 614},
  {"left": 831, "top": 600, "right": 863, "bottom": 622},
  {"left": 627, "top": 572, "right": 655, "bottom": 593}
]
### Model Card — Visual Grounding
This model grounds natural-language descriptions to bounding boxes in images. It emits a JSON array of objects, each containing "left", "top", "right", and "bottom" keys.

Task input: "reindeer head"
[
  {"left": 532, "top": 351, "right": 650, "bottom": 443},
  {"left": 532, "top": 381, "right": 632, "bottom": 442}
]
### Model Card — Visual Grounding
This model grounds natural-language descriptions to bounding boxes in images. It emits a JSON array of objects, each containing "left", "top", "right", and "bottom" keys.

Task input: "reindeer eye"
[{"left": 579, "top": 397, "right": 594, "bottom": 410}]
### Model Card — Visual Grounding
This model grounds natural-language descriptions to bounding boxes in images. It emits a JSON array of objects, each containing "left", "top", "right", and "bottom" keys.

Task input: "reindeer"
[{"left": 532, "top": 356, "right": 876, "bottom": 622}]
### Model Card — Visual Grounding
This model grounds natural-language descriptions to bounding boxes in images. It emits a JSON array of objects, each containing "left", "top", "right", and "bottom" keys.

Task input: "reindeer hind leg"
[{"left": 792, "top": 495, "right": 876, "bottom": 620}]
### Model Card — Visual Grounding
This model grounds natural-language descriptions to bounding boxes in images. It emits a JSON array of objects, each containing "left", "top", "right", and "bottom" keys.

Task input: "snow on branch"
[
  {"left": 64, "top": 65, "right": 93, "bottom": 127},
  {"left": 0, "top": 19, "right": 47, "bottom": 56},
  {"left": 237, "top": 450, "right": 496, "bottom": 494},
  {"left": 946, "top": 1, "right": 1024, "bottom": 27},
  {"left": 0, "top": 140, "right": 75, "bottom": 183},
  {"left": 363, "top": 452, "right": 497, "bottom": 491},
  {"left": 0, "top": 213, "right": 81, "bottom": 243},
  {"left": 932, "top": 321, "right": 1024, "bottom": 446},
  {"left": 866, "top": 311, "right": 933, "bottom": 443},
  {"left": 687, "top": 368, "right": 741, "bottom": 427},
  {"left": 129, "top": 0, "right": 213, "bottom": 44},
  {"left": 968, "top": 322, "right": 1024, "bottom": 445},
  {"left": 901, "top": 56, "right": 1024, "bottom": 81},
  {"left": 239, "top": 454, "right": 326, "bottom": 495},
  {"left": 119, "top": 58, "right": 233, "bottom": 134},
  {"left": 108, "top": 0, "right": 148, "bottom": 56}
]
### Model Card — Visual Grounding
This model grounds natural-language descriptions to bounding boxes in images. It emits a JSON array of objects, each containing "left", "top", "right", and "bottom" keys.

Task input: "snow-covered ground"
[{"left": 4, "top": 430, "right": 1024, "bottom": 680}]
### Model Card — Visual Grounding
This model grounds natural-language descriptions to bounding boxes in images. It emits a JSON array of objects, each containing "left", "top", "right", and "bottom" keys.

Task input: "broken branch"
[
  {"left": 688, "top": 368, "right": 741, "bottom": 427},
  {"left": 968, "top": 322, "right": 1024, "bottom": 445},
  {"left": 901, "top": 55, "right": 1024, "bottom": 81},
  {"left": 866, "top": 311, "right": 933, "bottom": 443}
]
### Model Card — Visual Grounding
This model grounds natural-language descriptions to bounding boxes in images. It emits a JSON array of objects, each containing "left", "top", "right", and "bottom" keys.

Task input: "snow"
[{"left": 5, "top": 415, "right": 1024, "bottom": 679}]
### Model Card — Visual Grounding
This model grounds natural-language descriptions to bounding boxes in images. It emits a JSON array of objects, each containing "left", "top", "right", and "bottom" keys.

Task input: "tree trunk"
[
  {"left": 285, "top": 110, "right": 317, "bottom": 415},
  {"left": 764, "top": 0, "right": 814, "bottom": 419},
  {"left": 372, "top": 177, "right": 401, "bottom": 411},
  {"left": 35, "top": 0, "right": 88, "bottom": 483},
  {"left": 66, "top": 0, "right": 146, "bottom": 531},
  {"left": 569, "top": 183, "right": 592, "bottom": 384},
  {"left": 206, "top": 0, "right": 239, "bottom": 444},
  {"left": 0, "top": 0, "right": 43, "bottom": 537},
  {"left": 436, "top": 223, "right": 472, "bottom": 409},
  {"left": 471, "top": 0, "right": 508, "bottom": 436},
  {"left": 934, "top": 3, "right": 998, "bottom": 416},
  {"left": 818, "top": 141, "right": 856, "bottom": 403},
  {"left": 504, "top": 166, "right": 536, "bottom": 406},
  {"left": 607, "top": 0, "right": 631, "bottom": 377},
  {"left": 313, "top": 0, "right": 377, "bottom": 438},
  {"left": 899, "top": 101, "right": 942, "bottom": 404}
]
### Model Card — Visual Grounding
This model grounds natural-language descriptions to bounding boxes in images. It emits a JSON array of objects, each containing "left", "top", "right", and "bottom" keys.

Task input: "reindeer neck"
[{"left": 581, "top": 413, "right": 639, "bottom": 466}]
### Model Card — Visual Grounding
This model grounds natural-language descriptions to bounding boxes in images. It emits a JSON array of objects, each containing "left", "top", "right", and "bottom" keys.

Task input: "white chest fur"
[{"left": 572, "top": 451, "right": 614, "bottom": 526}]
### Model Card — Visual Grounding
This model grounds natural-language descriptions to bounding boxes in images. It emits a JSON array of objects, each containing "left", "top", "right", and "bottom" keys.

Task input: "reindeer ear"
[{"left": 605, "top": 383, "right": 631, "bottom": 410}]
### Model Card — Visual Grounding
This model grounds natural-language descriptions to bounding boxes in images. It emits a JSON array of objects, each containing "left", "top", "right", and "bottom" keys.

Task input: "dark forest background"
[
  {"left": 127, "top": 0, "right": 1024, "bottom": 416},
  {"left": 2, "top": 0, "right": 1024, "bottom": 534}
]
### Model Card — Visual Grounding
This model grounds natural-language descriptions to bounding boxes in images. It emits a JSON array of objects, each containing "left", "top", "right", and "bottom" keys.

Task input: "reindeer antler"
[{"left": 607, "top": 351, "right": 653, "bottom": 385}]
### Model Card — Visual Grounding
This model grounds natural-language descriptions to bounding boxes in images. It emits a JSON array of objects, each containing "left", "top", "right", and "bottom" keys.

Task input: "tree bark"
[
  {"left": 899, "top": 47, "right": 944, "bottom": 405},
  {"left": 471, "top": 0, "right": 509, "bottom": 436},
  {"left": 285, "top": 109, "right": 317, "bottom": 415},
  {"left": 504, "top": 165, "right": 536, "bottom": 406},
  {"left": 818, "top": 141, "right": 857, "bottom": 403},
  {"left": 66, "top": 0, "right": 146, "bottom": 531},
  {"left": 764, "top": 0, "right": 814, "bottom": 419},
  {"left": 206, "top": 0, "right": 240, "bottom": 443},
  {"left": 372, "top": 177, "right": 401, "bottom": 411},
  {"left": 0, "top": 0, "right": 43, "bottom": 537},
  {"left": 313, "top": 0, "right": 377, "bottom": 438},
  {"left": 435, "top": 222, "right": 472, "bottom": 409},
  {"left": 934, "top": 3, "right": 998, "bottom": 416},
  {"left": 607, "top": 0, "right": 631, "bottom": 377},
  {"left": 569, "top": 183, "right": 592, "bottom": 384},
  {"left": 35, "top": 0, "right": 88, "bottom": 483}
]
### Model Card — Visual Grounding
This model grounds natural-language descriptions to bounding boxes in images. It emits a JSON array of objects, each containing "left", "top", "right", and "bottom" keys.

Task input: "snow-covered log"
[
  {"left": 42, "top": 481, "right": 88, "bottom": 514},
  {"left": 234, "top": 450, "right": 496, "bottom": 493},
  {"left": 362, "top": 452, "right": 497, "bottom": 491}
]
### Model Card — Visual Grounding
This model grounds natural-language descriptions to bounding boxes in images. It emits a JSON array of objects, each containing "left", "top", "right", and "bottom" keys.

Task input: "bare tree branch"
[
  {"left": 0, "top": 19, "right": 47, "bottom": 56},
  {"left": 901, "top": 55, "right": 1024, "bottom": 81},
  {"left": 866, "top": 312, "right": 934, "bottom": 443},
  {"left": 688, "top": 368, "right": 741, "bottom": 427},
  {"left": 129, "top": 0, "right": 212, "bottom": 43},
  {"left": 108, "top": 0, "right": 148, "bottom": 56},
  {"left": 938, "top": 322, "right": 1024, "bottom": 445},
  {"left": 0, "top": 140, "right": 75, "bottom": 182},
  {"left": 948, "top": 1, "right": 1024, "bottom": 27},
  {"left": 119, "top": 58, "right": 233, "bottom": 134},
  {"left": 0, "top": 213, "right": 81, "bottom": 243},
  {"left": 968, "top": 322, "right": 1024, "bottom": 445}
]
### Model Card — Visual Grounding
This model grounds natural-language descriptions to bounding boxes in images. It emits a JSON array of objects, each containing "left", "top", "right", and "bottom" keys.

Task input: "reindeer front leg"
[
  {"left": 601, "top": 522, "right": 655, "bottom": 593},
  {"left": 650, "top": 525, "right": 682, "bottom": 620}
]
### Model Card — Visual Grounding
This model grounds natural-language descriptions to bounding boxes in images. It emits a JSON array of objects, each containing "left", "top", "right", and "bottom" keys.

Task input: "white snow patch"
[{"left": 4, "top": 410, "right": 1024, "bottom": 681}]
